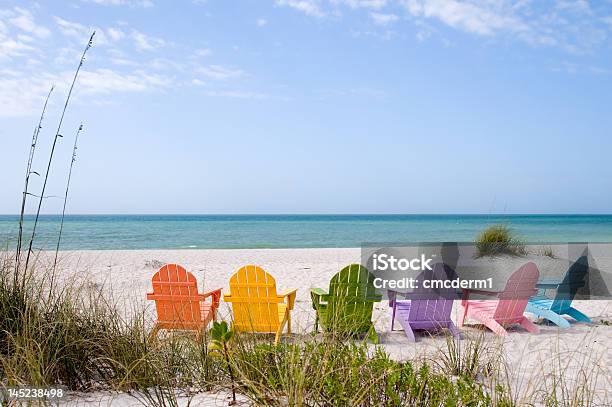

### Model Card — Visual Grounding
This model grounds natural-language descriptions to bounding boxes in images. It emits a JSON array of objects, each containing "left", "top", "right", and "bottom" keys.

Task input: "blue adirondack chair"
[
  {"left": 388, "top": 263, "right": 461, "bottom": 341},
  {"left": 526, "top": 255, "right": 592, "bottom": 328}
]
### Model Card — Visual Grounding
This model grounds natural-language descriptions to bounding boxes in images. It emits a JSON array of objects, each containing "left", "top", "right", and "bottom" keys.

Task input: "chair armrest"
[
  {"left": 536, "top": 279, "right": 562, "bottom": 289},
  {"left": 310, "top": 287, "right": 329, "bottom": 310},
  {"left": 223, "top": 293, "right": 233, "bottom": 302},
  {"left": 462, "top": 288, "right": 500, "bottom": 299},
  {"left": 200, "top": 288, "right": 222, "bottom": 308},
  {"left": 387, "top": 290, "right": 397, "bottom": 308},
  {"left": 278, "top": 288, "right": 298, "bottom": 310}
]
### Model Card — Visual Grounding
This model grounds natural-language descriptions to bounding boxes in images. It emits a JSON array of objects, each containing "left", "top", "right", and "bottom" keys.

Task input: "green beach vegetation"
[
  {"left": 475, "top": 225, "right": 527, "bottom": 258},
  {"left": 1, "top": 255, "right": 607, "bottom": 406}
]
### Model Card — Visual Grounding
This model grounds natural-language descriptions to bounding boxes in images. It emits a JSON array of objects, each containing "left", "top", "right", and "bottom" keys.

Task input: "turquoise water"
[{"left": 1, "top": 215, "right": 611, "bottom": 250}]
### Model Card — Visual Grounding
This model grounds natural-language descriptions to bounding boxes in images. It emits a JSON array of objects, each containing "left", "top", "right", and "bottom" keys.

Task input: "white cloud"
[
  {"left": 82, "top": 0, "right": 154, "bottom": 7},
  {"left": 202, "top": 90, "right": 269, "bottom": 100},
  {"left": 109, "top": 56, "right": 139, "bottom": 66},
  {"left": 54, "top": 17, "right": 106, "bottom": 45},
  {"left": 318, "top": 86, "right": 388, "bottom": 99},
  {"left": 192, "top": 48, "right": 212, "bottom": 57},
  {"left": 78, "top": 68, "right": 171, "bottom": 93},
  {"left": 196, "top": 65, "right": 246, "bottom": 80},
  {"left": 0, "top": 67, "right": 171, "bottom": 117},
  {"left": 107, "top": 27, "right": 124, "bottom": 41},
  {"left": 275, "top": 0, "right": 325, "bottom": 18},
  {"left": 555, "top": 0, "right": 591, "bottom": 15},
  {"left": 0, "top": 33, "right": 35, "bottom": 59},
  {"left": 8, "top": 7, "right": 51, "bottom": 38},
  {"left": 401, "top": 0, "right": 528, "bottom": 36},
  {"left": 54, "top": 16, "right": 87, "bottom": 37},
  {"left": 257, "top": 18, "right": 268, "bottom": 27},
  {"left": 131, "top": 29, "right": 166, "bottom": 51},
  {"left": 0, "top": 69, "right": 56, "bottom": 117},
  {"left": 398, "top": 0, "right": 611, "bottom": 52},
  {"left": 370, "top": 12, "right": 399, "bottom": 25},
  {"left": 334, "top": 0, "right": 387, "bottom": 9}
]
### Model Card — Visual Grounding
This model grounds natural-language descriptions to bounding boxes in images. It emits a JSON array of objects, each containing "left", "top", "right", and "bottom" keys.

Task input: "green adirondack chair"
[{"left": 310, "top": 264, "right": 382, "bottom": 343}]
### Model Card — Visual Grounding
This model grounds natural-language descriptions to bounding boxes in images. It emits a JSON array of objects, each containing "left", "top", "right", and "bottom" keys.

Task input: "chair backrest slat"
[
  {"left": 229, "top": 265, "right": 279, "bottom": 331},
  {"left": 327, "top": 264, "right": 377, "bottom": 331},
  {"left": 408, "top": 263, "right": 456, "bottom": 322},
  {"left": 551, "top": 255, "right": 588, "bottom": 311},
  {"left": 150, "top": 264, "right": 202, "bottom": 324},
  {"left": 494, "top": 262, "right": 539, "bottom": 321}
]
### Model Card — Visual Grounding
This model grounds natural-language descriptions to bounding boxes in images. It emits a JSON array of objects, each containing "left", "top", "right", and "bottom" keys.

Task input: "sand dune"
[{"left": 45, "top": 248, "right": 611, "bottom": 405}]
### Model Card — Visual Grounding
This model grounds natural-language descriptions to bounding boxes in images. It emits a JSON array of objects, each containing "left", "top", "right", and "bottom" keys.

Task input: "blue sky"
[{"left": 1, "top": 0, "right": 611, "bottom": 214}]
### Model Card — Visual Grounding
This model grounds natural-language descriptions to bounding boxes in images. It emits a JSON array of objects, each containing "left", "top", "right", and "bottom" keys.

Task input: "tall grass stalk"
[
  {"left": 24, "top": 32, "right": 95, "bottom": 274},
  {"left": 15, "top": 86, "right": 54, "bottom": 276},
  {"left": 518, "top": 333, "right": 609, "bottom": 406},
  {"left": 52, "top": 123, "right": 84, "bottom": 273}
]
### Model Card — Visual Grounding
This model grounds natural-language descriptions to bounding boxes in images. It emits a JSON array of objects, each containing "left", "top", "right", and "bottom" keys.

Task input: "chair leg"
[
  {"left": 540, "top": 309, "right": 571, "bottom": 328},
  {"left": 274, "top": 324, "right": 284, "bottom": 346},
  {"left": 566, "top": 307, "right": 592, "bottom": 323},
  {"left": 447, "top": 321, "right": 461, "bottom": 339},
  {"left": 196, "top": 327, "right": 205, "bottom": 342},
  {"left": 275, "top": 314, "right": 289, "bottom": 346},
  {"left": 391, "top": 306, "right": 397, "bottom": 331},
  {"left": 287, "top": 314, "right": 292, "bottom": 334},
  {"left": 148, "top": 324, "right": 160, "bottom": 341},
  {"left": 393, "top": 313, "right": 415, "bottom": 341},
  {"left": 458, "top": 305, "right": 468, "bottom": 327},
  {"left": 404, "top": 324, "right": 416, "bottom": 342},
  {"left": 314, "top": 315, "right": 319, "bottom": 333},
  {"left": 483, "top": 319, "right": 507, "bottom": 336},
  {"left": 519, "top": 316, "right": 540, "bottom": 334}
]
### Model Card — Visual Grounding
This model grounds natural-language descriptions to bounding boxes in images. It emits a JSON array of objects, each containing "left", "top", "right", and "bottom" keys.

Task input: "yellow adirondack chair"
[{"left": 223, "top": 265, "right": 297, "bottom": 345}]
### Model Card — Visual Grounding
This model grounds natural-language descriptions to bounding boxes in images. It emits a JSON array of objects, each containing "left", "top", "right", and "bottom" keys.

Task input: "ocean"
[
  {"left": 0, "top": 215, "right": 612, "bottom": 250},
  {"left": 1, "top": 214, "right": 611, "bottom": 250}
]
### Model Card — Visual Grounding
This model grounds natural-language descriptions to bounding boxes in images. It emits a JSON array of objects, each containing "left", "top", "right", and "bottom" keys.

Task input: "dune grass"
[
  {"left": 1, "top": 254, "right": 610, "bottom": 406},
  {"left": 475, "top": 225, "right": 527, "bottom": 258},
  {"left": 0, "top": 254, "right": 504, "bottom": 406}
]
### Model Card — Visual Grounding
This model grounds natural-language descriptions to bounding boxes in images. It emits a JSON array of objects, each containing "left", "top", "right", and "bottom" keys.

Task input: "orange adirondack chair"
[
  {"left": 147, "top": 263, "right": 221, "bottom": 338},
  {"left": 223, "top": 265, "right": 297, "bottom": 345},
  {"left": 458, "top": 262, "right": 540, "bottom": 336}
]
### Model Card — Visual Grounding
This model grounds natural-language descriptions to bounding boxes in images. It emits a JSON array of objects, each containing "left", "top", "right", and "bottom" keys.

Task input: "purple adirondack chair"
[{"left": 388, "top": 263, "right": 461, "bottom": 341}]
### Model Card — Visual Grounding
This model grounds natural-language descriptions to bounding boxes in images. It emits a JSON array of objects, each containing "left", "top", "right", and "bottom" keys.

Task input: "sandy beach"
[{"left": 44, "top": 247, "right": 612, "bottom": 405}]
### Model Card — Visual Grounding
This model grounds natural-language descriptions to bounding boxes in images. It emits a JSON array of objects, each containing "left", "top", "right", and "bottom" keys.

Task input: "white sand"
[{"left": 43, "top": 248, "right": 611, "bottom": 405}]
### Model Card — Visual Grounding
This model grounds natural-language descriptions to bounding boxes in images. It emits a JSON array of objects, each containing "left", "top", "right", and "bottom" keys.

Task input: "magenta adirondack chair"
[
  {"left": 458, "top": 262, "right": 540, "bottom": 336},
  {"left": 389, "top": 263, "right": 460, "bottom": 341}
]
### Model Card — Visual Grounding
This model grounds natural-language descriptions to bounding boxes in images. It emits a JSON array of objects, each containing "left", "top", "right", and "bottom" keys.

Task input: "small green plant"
[
  {"left": 540, "top": 246, "right": 556, "bottom": 258},
  {"left": 437, "top": 332, "right": 502, "bottom": 379},
  {"left": 475, "top": 225, "right": 526, "bottom": 257},
  {"left": 209, "top": 321, "right": 237, "bottom": 405}
]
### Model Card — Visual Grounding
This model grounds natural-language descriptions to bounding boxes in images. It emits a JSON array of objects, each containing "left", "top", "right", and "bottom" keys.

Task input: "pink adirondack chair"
[{"left": 458, "top": 262, "right": 540, "bottom": 336}]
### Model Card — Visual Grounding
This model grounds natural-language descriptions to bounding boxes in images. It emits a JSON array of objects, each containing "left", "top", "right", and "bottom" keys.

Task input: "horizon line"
[{"left": 2, "top": 213, "right": 612, "bottom": 216}]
